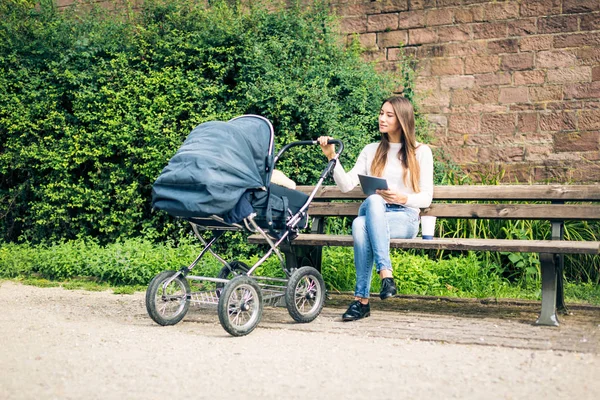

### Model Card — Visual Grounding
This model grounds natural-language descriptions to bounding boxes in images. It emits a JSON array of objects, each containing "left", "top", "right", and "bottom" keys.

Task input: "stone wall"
[
  {"left": 332, "top": 0, "right": 600, "bottom": 183},
  {"left": 55, "top": 0, "right": 600, "bottom": 183}
]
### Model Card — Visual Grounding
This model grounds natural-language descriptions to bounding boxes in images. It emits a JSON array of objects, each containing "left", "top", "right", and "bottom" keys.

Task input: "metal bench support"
[{"left": 536, "top": 252, "right": 559, "bottom": 326}]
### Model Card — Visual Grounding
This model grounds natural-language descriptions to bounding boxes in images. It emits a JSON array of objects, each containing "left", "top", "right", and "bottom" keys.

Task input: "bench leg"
[
  {"left": 550, "top": 221, "right": 567, "bottom": 314},
  {"left": 536, "top": 253, "right": 559, "bottom": 326}
]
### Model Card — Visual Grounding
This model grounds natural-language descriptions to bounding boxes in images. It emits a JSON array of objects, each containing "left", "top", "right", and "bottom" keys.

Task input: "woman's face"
[{"left": 379, "top": 101, "right": 400, "bottom": 138}]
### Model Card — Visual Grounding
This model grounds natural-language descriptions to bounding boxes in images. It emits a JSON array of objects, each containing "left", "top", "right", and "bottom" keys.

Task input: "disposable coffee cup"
[{"left": 421, "top": 216, "right": 436, "bottom": 240}]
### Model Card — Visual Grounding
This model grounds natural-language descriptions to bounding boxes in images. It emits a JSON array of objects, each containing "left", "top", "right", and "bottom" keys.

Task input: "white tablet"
[{"left": 358, "top": 174, "right": 388, "bottom": 195}]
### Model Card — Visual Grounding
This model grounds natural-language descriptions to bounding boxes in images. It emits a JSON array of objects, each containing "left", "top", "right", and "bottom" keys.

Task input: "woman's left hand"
[{"left": 376, "top": 189, "right": 408, "bottom": 205}]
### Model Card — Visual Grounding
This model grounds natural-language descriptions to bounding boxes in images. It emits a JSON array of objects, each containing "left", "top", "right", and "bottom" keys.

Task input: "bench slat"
[
  {"left": 296, "top": 185, "right": 600, "bottom": 201},
  {"left": 248, "top": 234, "right": 600, "bottom": 254},
  {"left": 306, "top": 202, "right": 600, "bottom": 220}
]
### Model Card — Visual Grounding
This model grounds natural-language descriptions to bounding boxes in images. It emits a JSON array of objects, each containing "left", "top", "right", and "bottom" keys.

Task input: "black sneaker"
[
  {"left": 379, "top": 277, "right": 397, "bottom": 300},
  {"left": 342, "top": 300, "right": 370, "bottom": 321}
]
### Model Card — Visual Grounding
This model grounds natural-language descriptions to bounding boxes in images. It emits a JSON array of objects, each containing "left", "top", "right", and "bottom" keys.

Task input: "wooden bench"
[{"left": 249, "top": 184, "right": 600, "bottom": 326}]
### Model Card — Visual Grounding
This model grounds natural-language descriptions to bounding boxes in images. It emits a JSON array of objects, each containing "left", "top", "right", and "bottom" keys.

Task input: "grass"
[{"left": 1, "top": 239, "right": 598, "bottom": 305}]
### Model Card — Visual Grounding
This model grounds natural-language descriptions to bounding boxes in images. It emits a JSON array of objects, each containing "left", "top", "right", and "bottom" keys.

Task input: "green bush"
[{"left": 0, "top": 0, "right": 407, "bottom": 244}]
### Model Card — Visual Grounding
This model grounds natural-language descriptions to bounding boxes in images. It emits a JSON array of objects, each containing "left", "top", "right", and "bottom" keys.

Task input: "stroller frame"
[{"left": 146, "top": 116, "right": 344, "bottom": 336}]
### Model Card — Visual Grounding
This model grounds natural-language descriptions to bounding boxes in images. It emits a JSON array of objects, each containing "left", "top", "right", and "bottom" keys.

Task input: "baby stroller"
[{"left": 147, "top": 115, "right": 343, "bottom": 336}]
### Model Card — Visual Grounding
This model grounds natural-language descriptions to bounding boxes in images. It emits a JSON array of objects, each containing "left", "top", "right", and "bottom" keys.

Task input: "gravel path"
[{"left": 1, "top": 280, "right": 598, "bottom": 400}]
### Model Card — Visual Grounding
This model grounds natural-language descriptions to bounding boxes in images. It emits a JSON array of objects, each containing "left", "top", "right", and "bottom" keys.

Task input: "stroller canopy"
[{"left": 152, "top": 115, "right": 275, "bottom": 218}]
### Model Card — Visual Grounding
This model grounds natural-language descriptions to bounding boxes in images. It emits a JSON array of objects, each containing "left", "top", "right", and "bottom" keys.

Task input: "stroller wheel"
[
  {"left": 285, "top": 266, "right": 325, "bottom": 323},
  {"left": 218, "top": 276, "right": 263, "bottom": 337},
  {"left": 146, "top": 270, "right": 190, "bottom": 326}
]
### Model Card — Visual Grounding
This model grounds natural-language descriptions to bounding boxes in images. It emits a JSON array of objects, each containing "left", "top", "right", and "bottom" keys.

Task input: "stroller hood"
[{"left": 152, "top": 115, "right": 274, "bottom": 218}]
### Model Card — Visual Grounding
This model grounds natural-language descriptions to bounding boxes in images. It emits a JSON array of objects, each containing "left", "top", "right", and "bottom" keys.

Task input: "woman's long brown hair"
[{"left": 370, "top": 96, "right": 421, "bottom": 192}]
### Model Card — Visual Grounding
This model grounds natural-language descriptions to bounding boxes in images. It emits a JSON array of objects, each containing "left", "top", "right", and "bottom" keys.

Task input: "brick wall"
[
  {"left": 56, "top": 0, "right": 600, "bottom": 183},
  {"left": 333, "top": 0, "right": 600, "bottom": 183}
]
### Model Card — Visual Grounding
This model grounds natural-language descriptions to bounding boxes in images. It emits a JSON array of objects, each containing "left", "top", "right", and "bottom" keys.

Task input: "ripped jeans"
[{"left": 351, "top": 194, "right": 420, "bottom": 298}]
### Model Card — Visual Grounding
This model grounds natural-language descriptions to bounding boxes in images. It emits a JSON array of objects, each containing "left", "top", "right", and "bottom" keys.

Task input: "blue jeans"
[{"left": 352, "top": 194, "right": 420, "bottom": 298}]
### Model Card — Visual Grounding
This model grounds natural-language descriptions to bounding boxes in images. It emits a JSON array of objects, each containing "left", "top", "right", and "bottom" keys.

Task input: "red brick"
[
  {"left": 501, "top": 53, "right": 534, "bottom": 71},
  {"left": 524, "top": 145, "right": 553, "bottom": 161},
  {"left": 547, "top": 67, "right": 592, "bottom": 84},
  {"left": 381, "top": 0, "right": 409, "bottom": 13},
  {"left": 426, "top": 114, "right": 448, "bottom": 128},
  {"left": 468, "top": 104, "right": 508, "bottom": 113},
  {"left": 508, "top": 19, "right": 537, "bottom": 37},
  {"left": 519, "top": 0, "right": 562, "bottom": 17},
  {"left": 578, "top": 47, "right": 600, "bottom": 66},
  {"left": 353, "top": 33, "right": 377, "bottom": 50},
  {"left": 450, "top": 147, "right": 480, "bottom": 164},
  {"left": 519, "top": 36, "right": 553, "bottom": 51},
  {"left": 415, "top": 77, "right": 439, "bottom": 91},
  {"left": 546, "top": 101, "right": 584, "bottom": 110},
  {"left": 563, "top": 0, "right": 600, "bottom": 13},
  {"left": 445, "top": 41, "right": 487, "bottom": 56},
  {"left": 539, "top": 112, "right": 577, "bottom": 131},
  {"left": 441, "top": 75, "right": 475, "bottom": 90},
  {"left": 593, "top": 66, "right": 600, "bottom": 82},
  {"left": 448, "top": 114, "right": 480, "bottom": 134},
  {"left": 408, "top": 0, "right": 437, "bottom": 10},
  {"left": 487, "top": 39, "right": 518, "bottom": 54},
  {"left": 340, "top": 17, "right": 368, "bottom": 34},
  {"left": 579, "top": 110, "right": 600, "bottom": 130},
  {"left": 511, "top": 104, "right": 545, "bottom": 112},
  {"left": 499, "top": 87, "right": 529, "bottom": 104},
  {"left": 488, "top": 147, "right": 525, "bottom": 162},
  {"left": 378, "top": 30, "right": 409, "bottom": 47},
  {"left": 452, "top": 87, "right": 499, "bottom": 106},
  {"left": 472, "top": 22, "right": 507, "bottom": 40},
  {"left": 363, "top": 50, "right": 387, "bottom": 63},
  {"left": 529, "top": 86, "right": 563, "bottom": 102},
  {"left": 437, "top": 26, "right": 471, "bottom": 42},
  {"left": 554, "top": 131, "right": 600, "bottom": 152},
  {"left": 581, "top": 14, "right": 600, "bottom": 31},
  {"left": 425, "top": 9, "right": 453, "bottom": 26},
  {"left": 453, "top": 7, "right": 482, "bottom": 23},
  {"left": 554, "top": 32, "right": 600, "bottom": 48},
  {"left": 437, "top": 0, "right": 463, "bottom": 6},
  {"left": 431, "top": 57, "right": 464, "bottom": 75},
  {"left": 421, "top": 91, "right": 451, "bottom": 108},
  {"left": 465, "top": 55, "right": 499, "bottom": 74},
  {"left": 398, "top": 11, "right": 425, "bottom": 29},
  {"left": 538, "top": 15, "right": 579, "bottom": 34},
  {"left": 465, "top": 134, "right": 494, "bottom": 146},
  {"left": 409, "top": 28, "right": 437, "bottom": 45},
  {"left": 518, "top": 113, "right": 538, "bottom": 133},
  {"left": 564, "top": 82, "right": 600, "bottom": 100},
  {"left": 474, "top": 72, "right": 512, "bottom": 87},
  {"left": 483, "top": 2, "right": 519, "bottom": 21},
  {"left": 416, "top": 44, "right": 447, "bottom": 58},
  {"left": 514, "top": 71, "right": 545, "bottom": 85},
  {"left": 367, "top": 13, "right": 399, "bottom": 32},
  {"left": 537, "top": 50, "right": 579, "bottom": 69},
  {"left": 481, "top": 114, "right": 516, "bottom": 134}
]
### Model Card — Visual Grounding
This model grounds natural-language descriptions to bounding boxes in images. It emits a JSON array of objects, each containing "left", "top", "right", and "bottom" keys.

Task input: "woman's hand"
[
  {"left": 317, "top": 136, "right": 336, "bottom": 160},
  {"left": 376, "top": 189, "right": 408, "bottom": 205}
]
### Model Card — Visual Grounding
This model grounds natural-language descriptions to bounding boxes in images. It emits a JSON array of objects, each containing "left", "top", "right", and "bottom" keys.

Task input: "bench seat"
[{"left": 249, "top": 234, "right": 600, "bottom": 254}]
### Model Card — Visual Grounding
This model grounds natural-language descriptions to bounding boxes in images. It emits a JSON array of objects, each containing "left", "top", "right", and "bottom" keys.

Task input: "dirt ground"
[{"left": 1, "top": 280, "right": 598, "bottom": 400}]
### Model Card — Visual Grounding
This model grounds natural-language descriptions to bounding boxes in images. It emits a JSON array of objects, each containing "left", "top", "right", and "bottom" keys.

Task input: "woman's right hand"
[{"left": 317, "top": 136, "right": 336, "bottom": 160}]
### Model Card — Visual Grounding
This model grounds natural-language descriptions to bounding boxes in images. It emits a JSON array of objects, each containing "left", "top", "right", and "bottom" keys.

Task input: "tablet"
[{"left": 358, "top": 174, "right": 388, "bottom": 195}]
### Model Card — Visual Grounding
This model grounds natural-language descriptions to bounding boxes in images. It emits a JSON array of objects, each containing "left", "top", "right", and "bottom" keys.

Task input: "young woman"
[{"left": 318, "top": 96, "right": 434, "bottom": 321}]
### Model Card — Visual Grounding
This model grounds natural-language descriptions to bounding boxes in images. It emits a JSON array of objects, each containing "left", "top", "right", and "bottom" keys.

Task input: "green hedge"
[{"left": 1, "top": 0, "right": 435, "bottom": 244}]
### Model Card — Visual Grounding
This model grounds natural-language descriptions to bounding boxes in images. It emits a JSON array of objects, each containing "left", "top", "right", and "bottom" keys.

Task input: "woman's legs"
[{"left": 351, "top": 195, "right": 419, "bottom": 301}]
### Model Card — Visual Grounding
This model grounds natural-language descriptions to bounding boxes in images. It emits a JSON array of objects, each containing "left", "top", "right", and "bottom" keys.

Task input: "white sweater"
[{"left": 332, "top": 142, "right": 434, "bottom": 213}]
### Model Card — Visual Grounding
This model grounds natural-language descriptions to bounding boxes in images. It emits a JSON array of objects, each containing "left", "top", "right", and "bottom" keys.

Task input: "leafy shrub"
[{"left": 0, "top": 0, "right": 404, "bottom": 244}]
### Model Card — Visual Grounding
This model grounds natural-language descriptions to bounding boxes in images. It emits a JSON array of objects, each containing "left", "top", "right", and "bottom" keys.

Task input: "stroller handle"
[{"left": 274, "top": 139, "right": 344, "bottom": 164}]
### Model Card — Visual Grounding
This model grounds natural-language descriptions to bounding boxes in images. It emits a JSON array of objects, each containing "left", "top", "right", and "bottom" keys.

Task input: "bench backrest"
[{"left": 295, "top": 185, "right": 600, "bottom": 221}]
